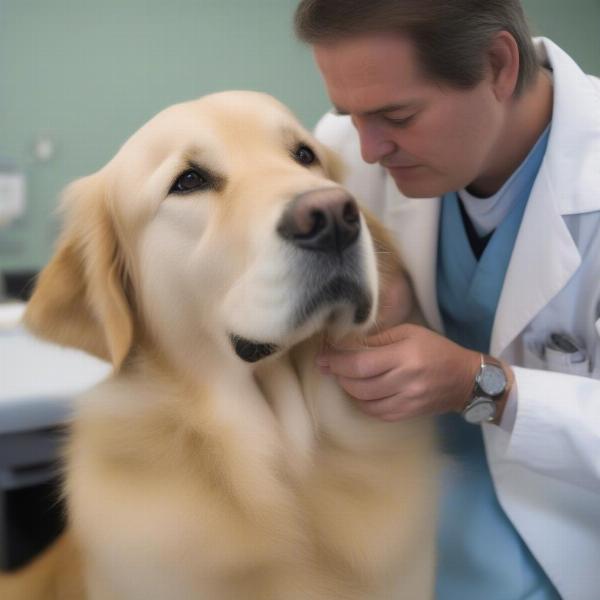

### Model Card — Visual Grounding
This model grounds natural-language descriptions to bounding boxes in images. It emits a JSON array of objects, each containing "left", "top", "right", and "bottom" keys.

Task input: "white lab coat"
[{"left": 314, "top": 38, "right": 600, "bottom": 600}]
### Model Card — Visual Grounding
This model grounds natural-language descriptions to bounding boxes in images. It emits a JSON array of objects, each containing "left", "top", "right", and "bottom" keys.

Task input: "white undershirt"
[
  {"left": 458, "top": 146, "right": 536, "bottom": 238},
  {"left": 458, "top": 183, "right": 519, "bottom": 238},
  {"left": 459, "top": 71, "right": 554, "bottom": 239}
]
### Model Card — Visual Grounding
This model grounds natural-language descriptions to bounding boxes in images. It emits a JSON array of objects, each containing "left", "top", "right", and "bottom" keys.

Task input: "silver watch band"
[{"left": 461, "top": 354, "right": 506, "bottom": 424}]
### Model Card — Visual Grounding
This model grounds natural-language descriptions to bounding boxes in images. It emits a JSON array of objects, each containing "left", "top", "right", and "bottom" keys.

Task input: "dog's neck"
[
  {"left": 117, "top": 331, "right": 319, "bottom": 465},
  {"left": 114, "top": 326, "right": 416, "bottom": 482},
  {"left": 78, "top": 330, "right": 427, "bottom": 522}
]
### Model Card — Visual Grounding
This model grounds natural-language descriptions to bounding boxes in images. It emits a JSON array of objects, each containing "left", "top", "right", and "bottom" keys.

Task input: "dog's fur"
[{"left": 1, "top": 92, "right": 437, "bottom": 599}]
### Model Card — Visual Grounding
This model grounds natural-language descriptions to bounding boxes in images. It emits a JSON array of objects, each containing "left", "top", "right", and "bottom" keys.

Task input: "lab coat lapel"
[
  {"left": 383, "top": 177, "right": 444, "bottom": 332},
  {"left": 491, "top": 38, "right": 600, "bottom": 357},
  {"left": 490, "top": 174, "right": 580, "bottom": 357}
]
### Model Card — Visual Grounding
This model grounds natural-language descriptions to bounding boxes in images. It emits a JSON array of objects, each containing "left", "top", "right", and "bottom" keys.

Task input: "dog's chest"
[
  {"left": 73, "top": 450, "right": 430, "bottom": 600},
  {"left": 69, "top": 368, "right": 435, "bottom": 599}
]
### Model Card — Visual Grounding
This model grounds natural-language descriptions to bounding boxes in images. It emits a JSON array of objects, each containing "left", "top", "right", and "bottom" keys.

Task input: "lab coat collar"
[
  {"left": 534, "top": 37, "right": 600, "bottom": 216},
  {"left": 383, "top": 179, "right": 443, "bottom": 333}
]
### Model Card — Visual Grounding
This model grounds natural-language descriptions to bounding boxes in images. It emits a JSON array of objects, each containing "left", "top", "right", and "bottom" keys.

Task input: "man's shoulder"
[
  {"left": 313, "top": 111, "right": 385, "bottom": 183},
  {"left": 313, "top": 111, "right": 393, "bottom": 214},
  {"left": 588, "top": 74, "right": 600, "bottom": 93},
  {"left": 314, "top": 112, "right": 357, "bottom": 153}
]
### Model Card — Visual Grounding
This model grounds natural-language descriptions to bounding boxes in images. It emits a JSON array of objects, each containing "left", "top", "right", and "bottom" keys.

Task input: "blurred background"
[
  {"left": 0, "top": 0, "right": 599, "bottom": 277},
  {"left": 0, "top": 0, "right": 598, "bottom": 572}
]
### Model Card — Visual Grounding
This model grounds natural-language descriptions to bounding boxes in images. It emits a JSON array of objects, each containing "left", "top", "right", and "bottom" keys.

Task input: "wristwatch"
[{"left": 461, "top": 354, "right": 508, "bottom": 424}]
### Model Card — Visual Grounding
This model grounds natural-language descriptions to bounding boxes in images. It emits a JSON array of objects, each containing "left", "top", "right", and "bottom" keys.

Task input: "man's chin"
[{"left": 387, "top": 169, "right": 445, "bottom": 199}]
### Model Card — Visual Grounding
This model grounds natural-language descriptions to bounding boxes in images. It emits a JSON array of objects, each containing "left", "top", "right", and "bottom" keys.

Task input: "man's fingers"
[
  {"left": 364, "top": 323, "right": 417, "bottom": 348},
  {"left": 317, "top": 345, "right": 398, "bottom": 379},
  {"left": 316, "top": 324, "right": 428, "bottom": 379},
  {"left": 337, "top": 371, "right": 397, "bottom": 401}
]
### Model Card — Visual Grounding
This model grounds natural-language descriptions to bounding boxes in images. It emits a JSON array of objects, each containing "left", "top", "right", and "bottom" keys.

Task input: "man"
[{"left": 294, "top": 1, "right": 600, "bottom": 598}]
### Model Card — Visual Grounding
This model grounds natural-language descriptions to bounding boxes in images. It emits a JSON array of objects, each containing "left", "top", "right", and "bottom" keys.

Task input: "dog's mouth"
[
  {"left": 230, "top": 335, "right": 280, "bottom": 363},
  {"left": 230, "top": 276, "right": 372, "bottom": 364},
  {"left": 293, "top": 276, "right": 372, "bottom": 329}
]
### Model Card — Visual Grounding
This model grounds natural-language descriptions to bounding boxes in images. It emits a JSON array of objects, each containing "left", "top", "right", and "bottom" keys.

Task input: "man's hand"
[{"left": 317, "top": 324, "right": 482, "bottom": 421}]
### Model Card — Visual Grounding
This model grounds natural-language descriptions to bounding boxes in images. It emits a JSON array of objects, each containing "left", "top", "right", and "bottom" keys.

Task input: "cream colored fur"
[{"left": 1, "top": 92, "right": 437, "bottom": 599}]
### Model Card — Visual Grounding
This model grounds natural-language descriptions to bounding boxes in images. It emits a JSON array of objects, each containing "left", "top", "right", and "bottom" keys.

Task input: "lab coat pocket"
[
  {"left": 523, "top": 341, "right": 547, "bottom": 370},
  {"left": 544, "top": 332, "right": 590, "bottom": 376},
  {"left": 523, "top": 333, "right": 592, "bottom": 376}
]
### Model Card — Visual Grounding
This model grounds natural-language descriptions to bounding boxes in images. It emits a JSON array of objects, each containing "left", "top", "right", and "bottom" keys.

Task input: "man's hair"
[{"left": 294, "top": 0, "right": 539, "bottom": 97}]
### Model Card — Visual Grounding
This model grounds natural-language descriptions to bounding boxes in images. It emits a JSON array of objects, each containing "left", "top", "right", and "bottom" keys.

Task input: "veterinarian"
[{"left": 294, "top": 1, "right": 600, "bottom": 598}]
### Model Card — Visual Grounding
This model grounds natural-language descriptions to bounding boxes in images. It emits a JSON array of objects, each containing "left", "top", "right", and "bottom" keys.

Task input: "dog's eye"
[
  {"left": 169, "top": 169, "right": 211, "bottom": 195},
  {"left": 293, "top": 145, "right": 317, "bottom": 167}
]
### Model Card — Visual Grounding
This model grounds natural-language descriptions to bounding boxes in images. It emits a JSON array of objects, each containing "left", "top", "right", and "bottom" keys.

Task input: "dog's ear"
[
  {"left": 361, "top": 207, "right": 402, "bottom": 281},
  {"left": 24, "top": 173, "right": 134, "bottom": 370},
  {"left": 361, "top": 208, "right": 425, "bottom": 327}
]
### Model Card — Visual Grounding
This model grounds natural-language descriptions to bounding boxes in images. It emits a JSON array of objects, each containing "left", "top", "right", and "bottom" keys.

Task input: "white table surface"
[{"left": 0, "top": 302, "right": 110, "bottom": 435}]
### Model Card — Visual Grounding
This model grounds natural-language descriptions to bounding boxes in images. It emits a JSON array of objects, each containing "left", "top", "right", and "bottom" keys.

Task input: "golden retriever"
[{"left": 1, "top": 92, "right": 437, "bottom": 599}]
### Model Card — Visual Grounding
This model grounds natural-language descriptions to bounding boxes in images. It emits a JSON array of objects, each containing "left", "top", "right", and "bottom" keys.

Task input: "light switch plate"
[{"left": 0, "top": 171, "right": 26, "bottom": 226}]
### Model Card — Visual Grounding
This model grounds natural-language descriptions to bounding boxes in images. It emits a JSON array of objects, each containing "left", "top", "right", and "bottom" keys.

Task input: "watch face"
[
  {"left": 463, "top": 399, "right": 496, "bottom": 424},
  {"left": 478, "top": 364, "right": 506, "bottom": 397}
]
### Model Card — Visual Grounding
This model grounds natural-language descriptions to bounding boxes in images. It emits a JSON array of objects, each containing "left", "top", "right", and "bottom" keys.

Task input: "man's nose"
[{"left": 353, "top": 117, "right": 397, "bottom": 164}]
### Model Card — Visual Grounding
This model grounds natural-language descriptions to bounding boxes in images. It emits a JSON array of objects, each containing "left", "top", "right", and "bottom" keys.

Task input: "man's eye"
[
  {"left": 169, "top": 169, "right": 211, "bottom": 194},
  {"left": 383, "top": 114, "right": 416, "bottom": 128},
  {"left": 292, "top": 144, "right": 318, "bottom": 166}
]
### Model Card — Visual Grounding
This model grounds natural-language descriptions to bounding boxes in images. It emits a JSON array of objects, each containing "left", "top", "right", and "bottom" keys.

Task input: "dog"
[{"left": 1, "top": 91, "right": 437, "bottom": 599}]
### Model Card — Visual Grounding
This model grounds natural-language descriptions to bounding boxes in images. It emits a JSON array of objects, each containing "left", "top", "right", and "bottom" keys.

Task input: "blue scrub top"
[{"left": 435, "top": 126, "right": 560, "bottom": 599}]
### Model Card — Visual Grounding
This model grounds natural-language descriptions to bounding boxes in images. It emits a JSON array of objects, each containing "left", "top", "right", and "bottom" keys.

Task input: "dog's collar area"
[{"left": 230, "top": 334, "right": 279, "bottom": 363}]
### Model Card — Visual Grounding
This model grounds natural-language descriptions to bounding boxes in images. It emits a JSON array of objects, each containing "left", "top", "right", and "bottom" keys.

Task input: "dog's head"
[{"left": 25, "top": 92, "right": 402, "bottom": 370}]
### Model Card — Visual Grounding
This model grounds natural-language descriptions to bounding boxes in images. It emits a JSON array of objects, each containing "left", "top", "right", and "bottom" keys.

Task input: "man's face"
[{"left": 314, "top": 33, "right": 504, "bottom": 198}]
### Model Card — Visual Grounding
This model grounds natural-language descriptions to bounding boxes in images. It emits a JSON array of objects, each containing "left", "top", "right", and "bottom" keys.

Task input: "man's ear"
[
  {"left": 488, "top": 31, "right": 520, "bottom": 101},
  {"left": 24, "top": 172, "right": 134, "bottom": 370}
]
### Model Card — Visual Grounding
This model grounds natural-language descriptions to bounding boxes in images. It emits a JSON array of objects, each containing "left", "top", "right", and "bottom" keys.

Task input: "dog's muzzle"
[
  {"left": 294, "top": 276, "right": 372, "bottom": 328},
  {"left": 230, "top": 189, "right": 372, "bottom": 364}
]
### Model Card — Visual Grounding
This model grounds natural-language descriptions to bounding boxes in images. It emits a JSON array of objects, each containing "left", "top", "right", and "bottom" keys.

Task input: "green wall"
[
  {"left": 0, "top": 0, "right": 328, "bottom": 271},
  {"left": 524, "top": 0, "right": 600, "bottom": 74},
  {"left": 1, "top": 0, "right": 598, "bottom": 271}
]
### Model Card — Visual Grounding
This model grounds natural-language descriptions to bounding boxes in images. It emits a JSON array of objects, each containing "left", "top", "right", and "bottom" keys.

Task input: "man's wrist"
[
  {"left": 490, "top": 358, "right": 515, "bottom": 426},
  {"left": 457, "top": 351, "right": 483, "bottom": 410},
  {"left": 460, "top": 354, "right": 514, "bottom": 424}
]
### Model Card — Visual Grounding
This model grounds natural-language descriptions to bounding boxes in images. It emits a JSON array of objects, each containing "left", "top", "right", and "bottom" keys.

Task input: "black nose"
[{"left": 277, "top": 189, "right": 360, "bottom": 253}]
